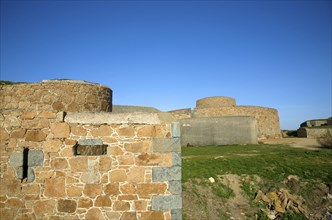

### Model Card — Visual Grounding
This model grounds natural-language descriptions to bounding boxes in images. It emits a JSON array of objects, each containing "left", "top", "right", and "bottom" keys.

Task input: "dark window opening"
[
  {"left": 22, "top": 148, "right": 29, "bottom": 181},
  {"left": 73, "top": 144, "right": 108, "bottom": 156}
]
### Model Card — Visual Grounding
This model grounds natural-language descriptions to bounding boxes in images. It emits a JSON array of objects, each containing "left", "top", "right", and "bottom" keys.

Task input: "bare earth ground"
[
  {"left": 260, "top": 138, "right": 321, "bottom": 150},
  {"left": 183, "top": 138, "right": 332, "bottom": 220}
]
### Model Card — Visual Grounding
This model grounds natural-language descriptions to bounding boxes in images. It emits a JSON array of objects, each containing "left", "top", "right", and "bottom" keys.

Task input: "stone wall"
[
  {"left": 180, "top": 116, "right": 258, "bottom": 146},
  {"left": 196, "top": 96, "right": 236, "bottom": 108},
  {"left": 297, "top": 127, "right": 332, "bottom": 138},
  {"left": 0, "top": 80, "right": 112, "bottom": 112},
  {"left": 0, "top": 110, "right": 182, "bottom": 219},
  {"left": 193, "top": 106, "right": 281, "bottom": 139},
  {"left": 167, "top": 109, "right": 192, "bottom": 120}
]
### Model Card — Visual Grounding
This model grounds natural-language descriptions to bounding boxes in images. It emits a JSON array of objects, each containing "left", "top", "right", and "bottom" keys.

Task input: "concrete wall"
[
  {"left": 180, "top": 116, "right": 258, "bottom": 146},
  {"left": 297, "top": 127, "right": 332, "bottom": 138},
  {"left": 193, "top": 106, "right": 281, "bottom": 139},
  {"left": 112, "top": 105, "right": 161, "bottom": 113},
  {"left": 0, "top": 110, "right": 182, "bottom": 219},
  {"left": 0, "top": 80, "right": 112, "bottom": 112}
]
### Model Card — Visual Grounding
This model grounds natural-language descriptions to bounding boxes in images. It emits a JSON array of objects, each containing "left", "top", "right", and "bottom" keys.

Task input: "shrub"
[{"left": 317, "top": 130, "right": 332, "bottom": 149}]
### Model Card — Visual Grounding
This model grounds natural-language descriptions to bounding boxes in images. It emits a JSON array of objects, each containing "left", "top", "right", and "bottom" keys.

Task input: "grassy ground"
[{"left": 182, "top": 144, "right": 332, "bottom": 219}]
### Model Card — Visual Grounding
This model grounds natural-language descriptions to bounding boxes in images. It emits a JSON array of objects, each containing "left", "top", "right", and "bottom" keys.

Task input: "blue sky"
[{"left": 1, "top": 0, "right": 331, "bottom": 130}]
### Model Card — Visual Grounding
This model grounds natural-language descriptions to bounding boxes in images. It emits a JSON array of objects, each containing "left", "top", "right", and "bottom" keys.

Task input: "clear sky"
[{"left": 1, "top": 0, "right": 331, "bottom": 130}]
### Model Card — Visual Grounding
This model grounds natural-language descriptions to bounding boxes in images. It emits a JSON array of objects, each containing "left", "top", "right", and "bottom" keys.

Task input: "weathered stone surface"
[
  {"left": 118, "top": 154, "right": 135, "bottom": 166},
  {"left": 136, "top": 153, "right": 172, "bottom": 166},
  {"left": 51, "top": 158, "right": 68, "bottom": 170},
  {"left": 81, "top": 159, "right": 100, "bottom": 184},
  {"left": 168, "top": 181, "right": 182, "bottom": 195},
  {"left": 113, "top": 201, "right": 130, "bottom": 211},
  {"left": 57, "top": 199, "right": 76, "bottom": 213},
  {"left": 38, "top": 112, "right": 57, "bottom": 119},
  {"left": 124, "top": 142, "right": 151, "bottom": 153},
  {"left": 152, "top": 166, "right": 181, "bottom": 181},
  {"left": 127, "top": 167, "right": 145, "bottom": 183},
  {"left": 152, "top": 138, "right": 181, "bottom": 153},
  {"left": 109, "top": 169, "right": 127, "bottom": 183},
  {"left": 66, "top": 186, "right": 83, "bottom": 197},
  {"left": 75, "top": 145, "right": 107, "bottom": 156},
  {"left": 7, "top": 198, "right": 24, "bottom": 209},
  {"left": 44, "top": 178, "right": 66, "bottom": 197},
  {"left": 10, "top": 128, "right": 26, "bottom": 138},
  {"left": 90, "top": 125, "right": 113, "bottom": 136},
  {"left": 70, "top": 124, "right": 87, "bottom": 136},
  {"left": 171, "top": 122, "right": 181, "bottom": 138},
  {"left": 85, "top": 208, "right": 105, "bottom": 220},
  {"left": 77, "top": 138, "right": 103, "bottom": 146},
  {"left": 104, "top": 183, "right": 120, "bottom": 195},
  {"left": 141, "top": 211, "right": 164, "bottom": 220},
  {"left": 136, "top": 183, "right": 167, "bottom": 195},
  {"left": 118, "top": 195, "right": 138, "bottom": 201},
  {"left": 9, "top": 152, "right": 23, "bottom": 167},
  {"left": 27, "top": 167, "right": 35, "bottom": 182},
  {"left": 69, "top": 157, "right": 88, "bottom": 172},
  {"left": 22, "top": 184, "right": 40, "bottom": 195},
  {"left": 95, "top": 195, "right": 112, "bottom": 207},
  {"left": 151, "top": 195, "right": 182, "bottom": 210},
  {"left": 21, "top": 112, "right": 37, "bottom": 120},
  {"left": 137, "top": 126, "right": 157, "bottom": 137},
  {"left": 120, "top": 212, "right": 137, "bottom": 220},
  {"left": 44, "top": 139, "right": 62, "bottom": 153},
  {"left": 99, "top": 157, "right": 112, "bottom": 171},
  {"left": 28, "top": 150, "right": 44, "bottom": 166},
  {"left": 25, "top": 130, "right": 47, "bottom": 142},
  {"left": 83, "top": 184, "right": 102, "bottom": 198},
  {"left": 134, "top": 200, "right": 147, "bottom": 211},
  {"left": 117, "top": 127, "right": 135, "bottom": 137},
  {"left": 171, "top": 209, "right": 183, "bottom": 220},
  {"left": 65, "top": 112, "right": 161, "bottom": 125},
  {"left": 77, "top": 198, "right": 93, "bottom": 208},
  {"left": 120, "top": 183, "right": 137, "bottom": 194},
  {"left": 34, "top": 199, "right": 56, "bottom": 216},
  {"left": 51, "top": 122, "right": 70, "bottom": 138}
]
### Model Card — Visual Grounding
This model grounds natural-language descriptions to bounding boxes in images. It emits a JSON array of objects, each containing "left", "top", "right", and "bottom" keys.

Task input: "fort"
[{"left": 0, "top": 80, "right": 281, "bottom": 219}]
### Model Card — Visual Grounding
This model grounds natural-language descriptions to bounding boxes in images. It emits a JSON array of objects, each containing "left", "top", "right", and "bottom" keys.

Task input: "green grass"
[{"left": 182, "top": 144, "right": 332, "bottom": 183}]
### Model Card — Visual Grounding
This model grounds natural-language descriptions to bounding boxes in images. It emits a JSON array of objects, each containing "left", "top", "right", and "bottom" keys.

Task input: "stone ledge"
[{"left": 64, "top": 112, "right": 172, "bottom": 125}]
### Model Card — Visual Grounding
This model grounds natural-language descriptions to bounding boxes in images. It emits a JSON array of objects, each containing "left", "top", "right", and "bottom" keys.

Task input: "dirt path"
[{"left": 261, "top": 138, "right": 321, "bottom": 150}]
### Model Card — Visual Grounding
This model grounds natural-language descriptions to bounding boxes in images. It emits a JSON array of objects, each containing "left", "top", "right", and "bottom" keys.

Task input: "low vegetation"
[{"left": 182, "top": 144, "right": 332, "bottom": 219}]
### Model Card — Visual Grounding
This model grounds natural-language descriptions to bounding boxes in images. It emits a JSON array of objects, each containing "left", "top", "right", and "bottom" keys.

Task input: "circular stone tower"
[{"left": 196, "top": 96, "right": 236, "bottom": 108}]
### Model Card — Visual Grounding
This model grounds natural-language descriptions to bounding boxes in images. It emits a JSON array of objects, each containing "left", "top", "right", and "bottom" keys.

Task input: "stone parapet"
[
  {"left": 0, "top": 80, "right": 112, "bottom": 112},
  {"left": 196, "top": 96, "right": 236, "bottom": 108}
]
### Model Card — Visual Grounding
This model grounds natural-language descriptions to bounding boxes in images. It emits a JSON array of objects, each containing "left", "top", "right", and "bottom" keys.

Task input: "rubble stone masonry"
[
  {"left": 0, "top": 80, "right": 112, "bottom": 112},
  {"left": 0, "top": 81, "right": 181, "bottom": 220}
]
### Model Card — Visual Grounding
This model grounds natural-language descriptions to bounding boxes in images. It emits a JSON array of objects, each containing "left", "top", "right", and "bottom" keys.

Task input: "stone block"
[
  {"left": 51, "top": 122, "right": 70, "bottom": 138},
  {"left": 10, "top": 128, "right": 26, "bottom": 138},
  {"left": 127, "top": 167, "right": 145, "bottom": 183},
  {"left": 95, "top": 195, "right": 112, "bottom": 207},
  {"left": 51, "top": 158, "right": 68, "bottom": 170},
  {"left": 9, "top": 152, "right": 23, "bottom": 167},
  {"left": 57, "top": 199, "right": 76, "bottom": 213},
  {"left": 171, "top": 209, "right": 182, "bottom": 220},
  {"left": 124, "top": 142, "right": 151, "bottom": 153},
  {"left": 152, "top": 138, "right": 181, "bottom": 153},
  {"left": 168, "top": 181, "right": 182, "bottom": 195},
  {"left": 33, "top": 199, "right": 56, "bottom": 216},
  {"left": 135, "top": 153, "right": 172, "bottom": 166},
  {"left": 152, "top": 166, "right": 181, "bottom": 181},
  {"left": 120, "top": 212, "right": 137, "bottom": 220},
  {"left": 113, "top": 201, "right": 130, "bottom": 211},
  {"left": 172, "top": 152, "right": 182, "bottom": 166},
  {"left": 25, "top": 130, "right": 47, "bottom": 142},
  {"left": 83, "top": 184, "right": 102, "bottom": 198},
  {"left": 99, "top": 157, "right": 112, "bottom": 171},
  {"left": 151, "top": 195, "right": 182, "bottom": 210},
  {"left": 90, "top": 125, "right": 113, "bottom": 136},
  {"left": 27, "top": 167, "right": 35, "bottom": 183},
  {"left": 77, "top": 198, "right": 93, "bottom": 209},
  {"left": 44, "top": 178, "right": 66, "bottom": 197},
  {"left": 104, "top": 183, "right": 120, "bottom": 195},
  {"left": 136, "top": 183, "right": 167, "bottom": 195},
  {"left": 117, "top": 127, "right": 135, "bottom": 137},
  {"left": 44, "top": 139, "right": 62, "bottom": 153},
  {"left": 85, "top": 208, "right": 105, "bottom": 220},
  {"left": 171, "top": 122, "right": 181, "bottom": 138},
  {"left": 109, "top": 169, "right": 127, "bottom": 183},
  {"left": 77, "top": 138, "right": 103, "bottom": 145},
  {"left": 28, "top": 150, "right": 44, "bottom": 166},
  {"left": 141, "top": 211, "right": 164, "bottom": 220},
  {"left": 69, "top": 157, "right": 88, "bottom": 172}
]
